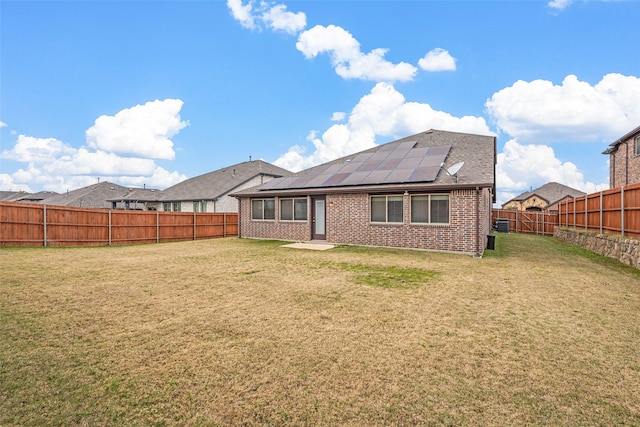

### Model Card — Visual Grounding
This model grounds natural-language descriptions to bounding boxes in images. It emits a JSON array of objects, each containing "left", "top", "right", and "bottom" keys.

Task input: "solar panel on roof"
[
  {"left": 366, "top": 170, "right": 391, "bottom": 184},
  {"left": 405, "top": 146, "right": 430, "bottom": 158},
  {"left": 339, "top": 161, "right": 361, "bottom": 172},
  {"left": 341, "top": 171, "right": 372, "bottom": 185},
  {"left": 378, "top": 158, "right": 402, "bottom": 170},
  {"left": 322, "top": 172, "right": 350, "bottom": 186},
  {"left": 397, "top": 157, "right": 421, "bottom": 169},
  {"left": 370, "top": 150, "right": 391, "bottom": 161},
  {"left": 386, "top": 169, "right": 414, "bottom": 182},
  {"left": 357, "top": 160, "right": 382, "bottom": 172},
  {"left": 410, "top": 167, "right": 440, "bottom": 181},
  {"left": 257, "top": 143, "right": 451, "bottom": 191}
]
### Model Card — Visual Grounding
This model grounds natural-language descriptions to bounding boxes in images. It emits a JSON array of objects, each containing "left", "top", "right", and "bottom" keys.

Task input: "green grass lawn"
[{"left": 1, "top": 233, "right": 639, "bottom": 426}]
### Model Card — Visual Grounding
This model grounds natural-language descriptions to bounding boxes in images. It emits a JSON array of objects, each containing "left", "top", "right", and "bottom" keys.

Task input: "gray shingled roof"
[
  {"left": 603, "top": 125, "right": 640, "bottom": 154},
  {"left": 0, "top": 191, "right": 30, "bottom": 202},
  {"left": 15, "top": 191, "right": 59, "bottom": 202},
  {"left": 233, "top": 129, "right": 496, "bottom": 198},
  {"left": 38, "top": 182, "right": 133, "bottom": 208},
  {"left": 157, "top": 160, "right": 292, "bottom": 202},
  {"left": 504, "top": 182, "right": 585, "bottom": 208}
]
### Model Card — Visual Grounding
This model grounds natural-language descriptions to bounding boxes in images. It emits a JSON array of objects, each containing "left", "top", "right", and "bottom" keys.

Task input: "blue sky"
[{"left": 1, "top": 0, "right": 639, "bottom": 205}]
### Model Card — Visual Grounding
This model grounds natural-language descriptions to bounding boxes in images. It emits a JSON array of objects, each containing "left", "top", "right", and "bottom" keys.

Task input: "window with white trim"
[
  {"left": 410, "top": 194, "right": 450, "bottom": 224},
  {"left": 251, "top": 199, "right": 275, "bottom": 220},
  {"left": 370, "top": 195, "right": 404, "bottom": 223},
  {"left": 280, "top": 198, "right": 307, "bottom": 221},
  {"left": 635, "top": 136, "right": 640, "bottom": 156},
  {"left": 193, "top": 201, "right": 207, "bottom": 213}
]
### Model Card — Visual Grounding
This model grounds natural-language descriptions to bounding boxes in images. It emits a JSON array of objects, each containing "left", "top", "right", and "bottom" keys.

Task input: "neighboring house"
[
  {"left": 603, "top": 125, "right": 640, "bottom": 188},
  {"left": 232, "top": 129, "right": 496, "bottom": 256},
  {"left": 38, "top": 182, "right": 134, "bottom": 209},
  {"left": 0, "top": 191, "right": 31, "bottom": 202},
  {"left": 110, "top": 159, "right": 292, "bottom": 212},
  {"left": 13, "top": 191, "right": 59, "bottom": 203},
  {"left": 108, "top": 188, "right": 162, "bottom": 210},
  {"left": 501, "top": 182, "right": 585, "bottom": 212}
]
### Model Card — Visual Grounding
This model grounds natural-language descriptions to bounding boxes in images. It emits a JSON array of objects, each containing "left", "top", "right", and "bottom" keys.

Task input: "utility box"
[
  {"left": 486, "top": 234, "right": 495, "bottom": 250},
  {"left": 496, "top": 218, "right": 510, "bottom": 233}
]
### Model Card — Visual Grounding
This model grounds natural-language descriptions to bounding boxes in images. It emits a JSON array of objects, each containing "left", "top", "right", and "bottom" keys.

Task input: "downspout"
[
  {"left": 625, "top": 141, "right": 629, "bottom": 186},
  {"left": 475, "top": 187, "right": 480, "bottom": 256},
  {"left": 237, "top": 197, "right": 242, "bottom": 239}
]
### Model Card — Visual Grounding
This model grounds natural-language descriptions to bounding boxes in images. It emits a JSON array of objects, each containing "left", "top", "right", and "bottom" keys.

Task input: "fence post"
[
  {"left": 193, "top": 211, "right": 197, "bottom": 240},
  {"left": 621, "top": 186, "right": 625, "bottom": 237},
  {"left": 43, "top": 205, "right": 47, "bottom": 247},
  {"left": 584, "top": 194, "right": 588, "bottom": 230},
  {"left": 599, "top": 191, "right": 603, "bottom": 235},
  {"left": 108, "top": 210, "right": 112, "bottom": 246},
  {"left": 224, "top": 212, "right": 227, "bottom": 237},
  {"left": 573, "top": 198, "right": 576, "bottom": 230},
  {"left": 156, "top": 210, "right": 160, "bottom": 243}
]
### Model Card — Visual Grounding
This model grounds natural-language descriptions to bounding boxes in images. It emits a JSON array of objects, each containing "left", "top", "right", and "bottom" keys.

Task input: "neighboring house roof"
[
  {"left": 38, "top": 182, "right": 134, "bottom": 208},
  {"left": 502, "top": 182, "right": 585, "bottom": 209},
  {"left": 156, "top": 159, "right": 292, "bottom": 202},
  {"left": 233, "top": 129, "right": 496, "bottom": 199},
  {"left": 0, "top": 191, "right": 30, "bottom": 202},
  {"left": 14, "top": 191, "right": 59, "bottom": 202},
  {"left": 603, "top": 125, "right": 640, "bottom": 154},
  {"left": 107, "top": 188, "right": 163, "bottom": 203}
]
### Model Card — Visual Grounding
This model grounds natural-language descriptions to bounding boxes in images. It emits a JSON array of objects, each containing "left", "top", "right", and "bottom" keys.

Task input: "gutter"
[
  {"left": 231, "top": 182, "right": 495, "bottom": 198},
  {"left": 476, "top": 187, "right": 480, "bottom": 257}
]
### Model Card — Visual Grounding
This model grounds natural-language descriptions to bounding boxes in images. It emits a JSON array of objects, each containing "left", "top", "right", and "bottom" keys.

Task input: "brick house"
[
  {"left": 501, "top": 182, "right": 585, "bottom": 212},
  {"left": 603, "top": 125, "right": 640, "bottom": 188},
  {"left": 231, "top": 130, "right": 496, "bottom": 256}
]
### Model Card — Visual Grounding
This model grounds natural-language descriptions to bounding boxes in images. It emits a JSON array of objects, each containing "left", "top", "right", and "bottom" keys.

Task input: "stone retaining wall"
[{"left": 554, "top": 227, "right": 640, "bottom": 269}]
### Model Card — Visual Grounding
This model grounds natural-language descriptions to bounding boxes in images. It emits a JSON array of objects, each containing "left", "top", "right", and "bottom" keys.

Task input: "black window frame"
[
  {"left": 370, "top": 195, "right": 404, "bottom": 223},
  {"left": 251, "top": 198, "right": 275, "bottom": 220},
  {"left": 410, "top": 193, "right": 450, "bottom": 224},
  {"left": 279, "top": 197, "right": 308, "bottom": 221}
]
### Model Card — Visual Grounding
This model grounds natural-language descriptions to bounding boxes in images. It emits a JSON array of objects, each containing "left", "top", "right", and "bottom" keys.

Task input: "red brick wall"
[
  {"left": 239, "top": 188, "right": 492, "bottom": 255},
  {"left": 610, "top": 136, "right": 640, "bottom": 188}
]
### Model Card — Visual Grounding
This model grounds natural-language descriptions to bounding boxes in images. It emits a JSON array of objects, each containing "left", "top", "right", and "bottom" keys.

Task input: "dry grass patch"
[{"left": 1, "top": 234, "right": 639, "bottom": 426}]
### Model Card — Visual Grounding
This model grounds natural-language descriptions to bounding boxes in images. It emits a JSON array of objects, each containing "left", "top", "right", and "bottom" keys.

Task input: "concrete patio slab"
[{"left": 282, "top": 242, "right": 335, "bottom": 251}]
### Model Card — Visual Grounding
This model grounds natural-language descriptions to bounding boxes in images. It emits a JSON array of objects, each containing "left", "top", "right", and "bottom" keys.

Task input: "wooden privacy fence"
[
  {"left": 491, "top": 209, "right": 559, "bottom": 235},
  {"left": 493, "top": 182, "right": 640, "bottom": 239},
  {"left": 0, "top": 202, "right": 238, "bottom": 247},
  {"left": 558, "top": 182, "right": 640, "bottom": 239}
]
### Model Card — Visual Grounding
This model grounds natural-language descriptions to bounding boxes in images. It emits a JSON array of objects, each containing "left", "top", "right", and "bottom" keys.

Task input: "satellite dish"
[
  {"left": 447, "top": 162, "right": 464, "bottom": 176},
  {"left": 442, "top": 161, "right": 464, "bottom": 182}
]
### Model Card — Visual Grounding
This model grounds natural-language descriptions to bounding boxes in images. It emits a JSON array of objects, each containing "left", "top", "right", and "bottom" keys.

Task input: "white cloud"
[
  {"left": 274, "top": 82, "right": 492, "bottom": 171},
  {"left": 331, "top": 112, "right": 346, "bottom": 121},
  {"left": 1, "top": 135, "right": 76, "bottom": 162},
  {"left": 261, "top": 3, "right": 306, "bottom": 34},
  {"left": 486, "top": 73, "right": 640, "bottom": 143},
  {"left": 0, "top": 173, "right": 32, "bottom": 192},
  {"left": 296, "top": 25, "right": 417, "bottom": 82},
  {"left": 227, "top": 0, "right": 306, "bottom": 34},
  {"left": 418, "top": 48, "right": 457, "bottom": 72},
  {"left": 1, "top": 100, "right": 190, "bottom": 193},
  {"left": 41, "top": 149, "right": 156, "bottom": 177},
  {"left": 548, "top": 0, "right": 572, "bottom": 11},
  {"left": 115, "top": 166, "right": 187, "bottom": 189},
  {"left": 496, "top": 139, "right": 608, "bottom": 205},
  {"left": 227, "top": 0, "right": 257, "bottom": 30},
  {"left": 86, "top": 99, "right": 187, "bottom": 160},
  {"left": 0, "top": 121, "right": 7, "bottom": 128}
]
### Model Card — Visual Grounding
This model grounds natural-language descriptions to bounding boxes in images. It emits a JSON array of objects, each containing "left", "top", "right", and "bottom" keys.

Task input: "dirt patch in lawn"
[{"left": 1, "top": 234, "right": 639, "bottom": 426}]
